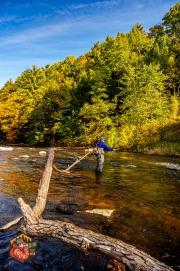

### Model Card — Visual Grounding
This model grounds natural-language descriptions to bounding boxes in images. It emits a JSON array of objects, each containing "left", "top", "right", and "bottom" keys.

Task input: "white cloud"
[
  {"left": 71, "top": 1, "right": 120, "bottom": 10},
  {"left": 0, "top": 15, "right": 16, "bottom": 24},
  {"left": 0, "top": 21, "right": 73, "bottom": 46},
  {"left": 0, "top": 11, "right": 121, "bottom": 47}
]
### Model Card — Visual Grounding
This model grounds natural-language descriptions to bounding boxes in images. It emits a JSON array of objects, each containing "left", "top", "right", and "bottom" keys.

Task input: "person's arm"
[{"left": 101, "top": 142, "right": 114, "bottom": 151}]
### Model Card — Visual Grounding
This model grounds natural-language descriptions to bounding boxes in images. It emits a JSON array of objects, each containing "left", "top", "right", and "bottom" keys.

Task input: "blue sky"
[{"left": 0, "top": 0, "right": 178, "bottom": 88}]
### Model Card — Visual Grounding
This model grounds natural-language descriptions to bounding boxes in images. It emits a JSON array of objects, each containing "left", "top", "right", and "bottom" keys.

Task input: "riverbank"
[
  {"left": 0, "top": 141, "right": 180, "bottom": 158},
  {"left": 135, "top": 142, "right": 180, "bottom": 158}
]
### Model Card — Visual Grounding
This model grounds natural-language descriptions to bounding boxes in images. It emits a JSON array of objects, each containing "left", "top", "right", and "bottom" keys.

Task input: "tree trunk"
[
  {"left": 18, "top": 216, "right": 174, "bottom": 271},
  {"left": 2, "top": 148, "right": 174, "bottom": 271}
]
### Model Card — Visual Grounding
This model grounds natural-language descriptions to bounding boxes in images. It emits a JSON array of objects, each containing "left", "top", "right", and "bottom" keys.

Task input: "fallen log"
[
  {"left": 18, "top": 211, "right": 174, "bottom": 271},
  {"left": 1, "top": 148, "right": 174, "bottom": 271}
]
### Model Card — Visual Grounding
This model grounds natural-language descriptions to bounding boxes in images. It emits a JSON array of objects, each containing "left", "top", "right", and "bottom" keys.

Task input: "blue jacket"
[{"left": 96, "top": 141, "right": 113, "bottom": 151}]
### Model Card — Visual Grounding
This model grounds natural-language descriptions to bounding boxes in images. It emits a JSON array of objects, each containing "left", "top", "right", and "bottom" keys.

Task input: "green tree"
[
  {"left": 79, "top": 86, "right": 115, "bottom": 146},
  {"left": 119, "top": 64, "right": 169, "bottom": 148},
  {"left": 148, "top": 25, "right": 165, "bottom": 38},
  {"left": 162, "top": 2, "right": 180, "bottom": 94},
  {"left": 162, "top": 2, "right": 180, "bottom": 45}
]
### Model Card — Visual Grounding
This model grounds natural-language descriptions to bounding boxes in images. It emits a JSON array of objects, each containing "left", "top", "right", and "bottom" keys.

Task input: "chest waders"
[{"left": 95, "top": 148, "right": 104, "bottom": 173}]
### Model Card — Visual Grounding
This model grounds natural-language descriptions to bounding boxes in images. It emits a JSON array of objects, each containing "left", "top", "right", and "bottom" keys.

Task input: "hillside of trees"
[{"left": 0, "top": 3, "right": 179, "bottom": 156}]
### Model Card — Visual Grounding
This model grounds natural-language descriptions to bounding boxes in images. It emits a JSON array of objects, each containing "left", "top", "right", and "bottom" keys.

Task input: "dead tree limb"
[
  {"left": 53, "top": 164, "right": 70, "bottom": 174},
  {"left": 65, "top": 151, "right": 92, "bottom": 172},
  {"left": 53, "top": 150, "right": 92, "bottom": 173},
  {"left": 0, "top": 148, "right": 54, "bottom": 231},
  {"left": 32, "top": 147, "right": 54, "bottom": 218},
  {"left": 18, "top": 215, "right": 174, "bottom": 271},
  {"left": 1, "top": 148, "right": 174, "bottom": 271},
  {"left": 0, "top": 216, "right": 23, "bottom": 231}
]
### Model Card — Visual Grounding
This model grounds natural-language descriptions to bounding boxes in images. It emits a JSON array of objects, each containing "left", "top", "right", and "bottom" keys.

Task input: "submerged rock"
[
  {"left": 56, "top": 200, "right": 79, "bottom": 214},
  {"left": 84, "top": 209, "right": 114, "bottom": 218},
  {"left": 19, "top": 155, "right": 29, "bottom": 159},
  {"left": 155, "top": 162, "right": 180, "bottom": 170},
  {"left": 39, "top": 151, "right": 47, "bottom": 156},
  {"left": 0, "top": 146, "right": 14, "bottom": 151}
]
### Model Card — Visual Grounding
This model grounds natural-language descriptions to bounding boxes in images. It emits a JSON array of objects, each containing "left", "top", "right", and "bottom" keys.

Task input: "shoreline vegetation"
[
  {"left": 0, "top": 4, "right": 179, "bottom": 157},
  {"left": 0, "top": 142, "right": 179, "bottom": 158}
]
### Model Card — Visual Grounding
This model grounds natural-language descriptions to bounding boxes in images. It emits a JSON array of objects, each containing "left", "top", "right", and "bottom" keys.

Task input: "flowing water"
[{"left": 0, "top": 146, "right": 179, "bottom": 271}]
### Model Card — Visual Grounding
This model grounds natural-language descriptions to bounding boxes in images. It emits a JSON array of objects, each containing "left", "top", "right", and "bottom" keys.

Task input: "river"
[{"left": 0, "top": 146, "right": 179, "bottom": 271}]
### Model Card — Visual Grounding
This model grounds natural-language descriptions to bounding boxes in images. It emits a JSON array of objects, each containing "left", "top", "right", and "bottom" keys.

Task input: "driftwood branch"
[
  {"left": 1, "top": 148, "right": 174, "bottom": 271},
  {"left": 19, "top": 218, "right": 174, "bottom": 271},
  {"left": 32, "top": 147, "right": 54, "bottom": 218},
  {"left": 0, "top": 148, "right": 54, "bottom": 231},
  {"left": 53, "top": 164, "right": 70, "bottom": 174},
  {"left": 0, "top": 216, "right": 23, "bottom": 231},
  {"left": 53, "top": 150, "right": 92, "bottom": 173},
  {"left": 65, "top": 151, "right": 92, "bottom": 171}
]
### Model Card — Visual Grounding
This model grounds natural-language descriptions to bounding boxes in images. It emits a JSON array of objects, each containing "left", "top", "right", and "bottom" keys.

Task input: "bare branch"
[
  {"left": 0, "top": 216, "right": 23, "bottom": 231},
  {"left": 33, "top": 148, "right": 54, "bottom": 218}
]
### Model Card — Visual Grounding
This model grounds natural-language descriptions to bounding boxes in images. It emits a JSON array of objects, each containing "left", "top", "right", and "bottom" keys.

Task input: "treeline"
[{"left": 0, "top": 3, "right": 179, "bottom": 155}]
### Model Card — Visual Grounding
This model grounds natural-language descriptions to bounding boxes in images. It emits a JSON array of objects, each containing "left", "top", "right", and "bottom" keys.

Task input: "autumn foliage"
[{"left": 0, "top": 3, "right": 179, "bottom": 155}]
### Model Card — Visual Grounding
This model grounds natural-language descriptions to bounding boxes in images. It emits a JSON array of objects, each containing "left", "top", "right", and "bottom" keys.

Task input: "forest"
[{"left": 0, "top": 3, "right": 179, "bottom": 156}]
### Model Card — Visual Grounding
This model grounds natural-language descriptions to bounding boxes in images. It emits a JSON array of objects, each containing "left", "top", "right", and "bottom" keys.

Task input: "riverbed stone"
[{"left": 56, "top": 200, "right": 79, "bottom": 214}]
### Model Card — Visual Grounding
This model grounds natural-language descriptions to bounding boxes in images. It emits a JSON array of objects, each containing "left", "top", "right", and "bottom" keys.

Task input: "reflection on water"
[{"left": 0, "top": 147, "right": 179, "bottom": 270}]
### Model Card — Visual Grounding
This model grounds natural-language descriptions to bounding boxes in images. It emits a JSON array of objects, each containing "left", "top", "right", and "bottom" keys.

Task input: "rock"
[
  {"left": 155, "top": 162, "right": 180, "bottom": 170},
  {"left": 19, "top": 155, "right": 29, "bottom": 159},
  {"left": 0, "top": 147, "right": 14, "bottom": 151},
  {"left": 56, "top": 200, "right": 78, "bottom": 214},
  {"left": 39, "top": 151, "right": 47, "bottom": 156},
  {"left": 84, "top": 209, "right": 114, "bottom": 218}
]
